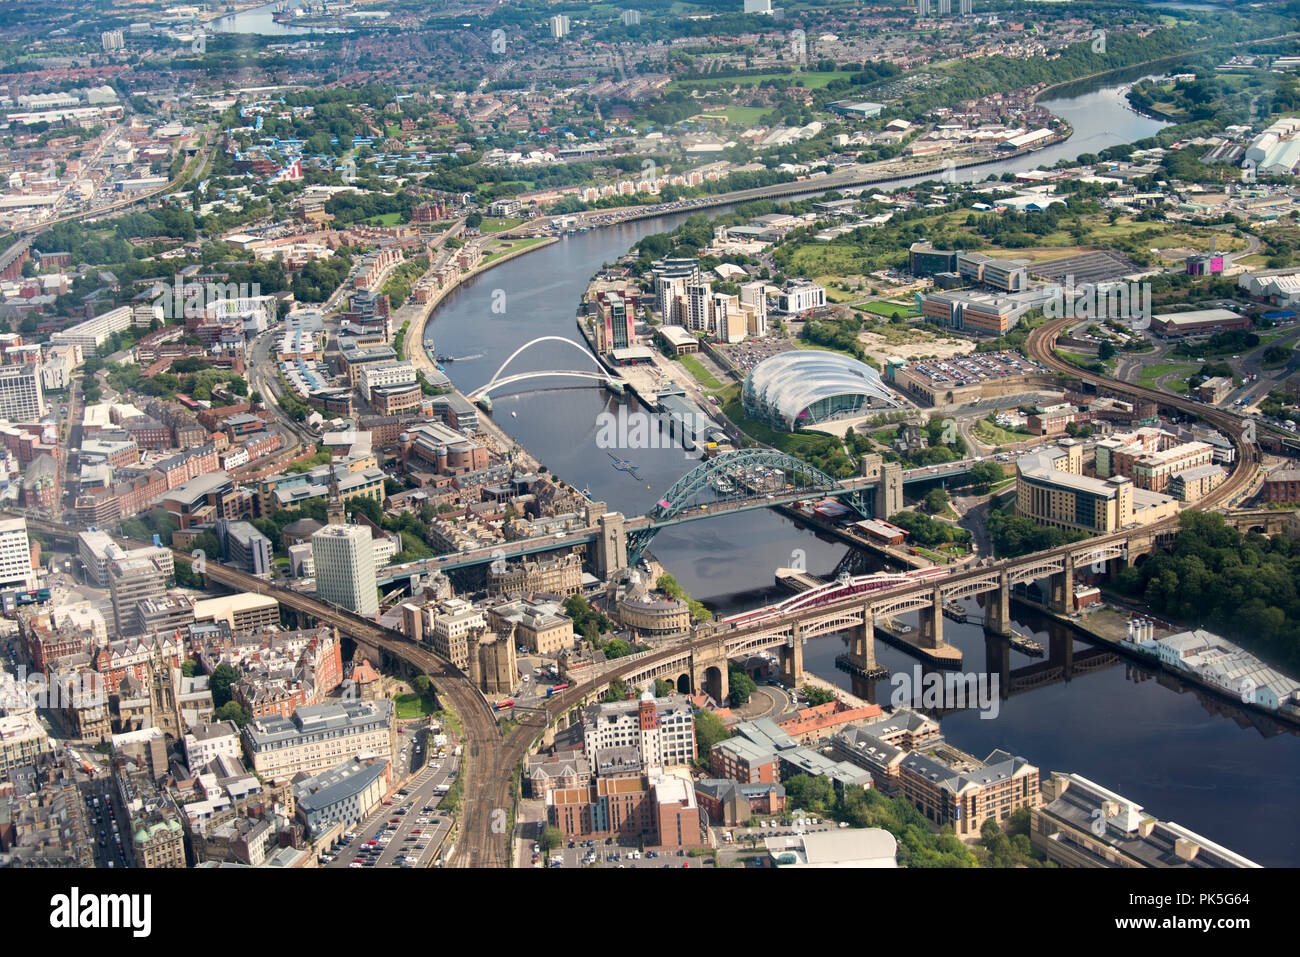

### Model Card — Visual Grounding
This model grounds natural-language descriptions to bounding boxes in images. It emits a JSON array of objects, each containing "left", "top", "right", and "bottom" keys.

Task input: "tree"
[
  {"left": 210, "top": 663, "right": 239, "bottom": 708},
  {"left": 923, "top": 488, "right": 949, "bottom": 514},
  {"left": 802, "top": 685, "right": 835, "bottom": 707},
  {"left": 783, "top": 773, "right": 834, "bottom": 813},
  {"left": 539, "top": 826, "right": 563, "bottom": 850},
  {"left": 653, "top": 678, "right": 675, "bottom": 697},
  {"left": 694, "top": 709, "right": 731, "bottom": 756},
  {"left": 214, "top": 700, "right": 251, "bottom": 728},
  {"left": 727, "top": 667, "right": 757, "bottom": 707},
  {"left": 180, "top": 659, "right": 199, "bottom": 678},
  {"left": 412, "top": 675, "right": 432, "bottom": 697},
  {"left": 1098, "top": 340, "right": 1116, "bottom": 361},
  {"left": 601, "top": 677, "right": 627, "bottom": 703}
]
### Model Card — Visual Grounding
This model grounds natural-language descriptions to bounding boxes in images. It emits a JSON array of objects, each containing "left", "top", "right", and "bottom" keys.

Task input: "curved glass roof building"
[{"left": 742, "top": 351, "right": 899, "bottom": 431}]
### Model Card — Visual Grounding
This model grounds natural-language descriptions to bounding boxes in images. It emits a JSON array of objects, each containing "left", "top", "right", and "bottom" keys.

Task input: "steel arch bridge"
[{"left": 626, "top": 448, "right": 869, "bottom": 564}]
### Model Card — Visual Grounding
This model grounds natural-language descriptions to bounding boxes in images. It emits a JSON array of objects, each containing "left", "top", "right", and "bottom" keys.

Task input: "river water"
[{"left": 418, "top": 79, "right": 1299, "bottom": 863}]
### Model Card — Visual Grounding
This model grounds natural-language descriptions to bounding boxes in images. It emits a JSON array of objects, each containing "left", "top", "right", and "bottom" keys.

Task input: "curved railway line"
[{"left": 1025, "top": 317, "right": 1260, "bottom": 510}]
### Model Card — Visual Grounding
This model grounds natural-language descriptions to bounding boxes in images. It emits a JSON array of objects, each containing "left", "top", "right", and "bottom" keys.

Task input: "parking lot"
[
  {"left": 533, "top": 838, "right": 712, "bottom": 870},
  {"left": 323, "top": 753, "right": 459, "bottom": 869}
]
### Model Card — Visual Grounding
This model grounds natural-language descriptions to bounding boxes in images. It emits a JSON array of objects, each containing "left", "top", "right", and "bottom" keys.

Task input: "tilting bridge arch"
[{"left": 467, "top": 336, "right": 612, "bottom": 399}]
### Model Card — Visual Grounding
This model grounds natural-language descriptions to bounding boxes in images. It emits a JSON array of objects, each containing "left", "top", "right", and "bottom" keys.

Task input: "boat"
[
  {"left": 713, "top": 478, "right": 733, "bottom": 494},
  {"left": 476, "top": 395, "right": 493, "bottom": 413},
  {"left": 510, "top": 410, "right": 517, "bottom": 418},
  {"left": 942, "top": 600, "right": 967, "bottom": 623},
  {"left": 1006, "top": 630, "right": 1044, "bottom": 657}
]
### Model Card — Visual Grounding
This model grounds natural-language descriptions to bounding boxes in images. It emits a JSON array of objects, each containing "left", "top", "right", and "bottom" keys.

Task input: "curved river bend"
[{"left": 421, "top": 80, "right": 1299, "bottom": 865}]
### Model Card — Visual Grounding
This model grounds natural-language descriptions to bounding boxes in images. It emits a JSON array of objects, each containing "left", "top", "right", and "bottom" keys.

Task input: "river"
[{"left": 419, "top": 78, "right": 1299, "bottom": 864}]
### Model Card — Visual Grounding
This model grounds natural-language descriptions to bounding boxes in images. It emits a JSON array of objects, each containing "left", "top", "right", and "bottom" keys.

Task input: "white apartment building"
[
  {"left": 41, "top": 345, "right": 79, "bottom": 392},
  {"left": 0, "top": 517, "right": 35, "bottom": 591},
  {"left": 550, "top": 14, "right": 570, "bottom": 37},
  {"left": 49, "top": 305, "right": 133, "bottom": 350},
  {"left": 312, "top": 524, "right": 378, "bottom": 617},
  {"left": 581, "top": 691, "right": 697, "bottom": 769}
]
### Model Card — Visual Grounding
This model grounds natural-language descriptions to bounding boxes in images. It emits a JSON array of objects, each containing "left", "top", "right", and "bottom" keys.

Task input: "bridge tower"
[
  {"left": 596, "top": 511, "right": 628, "bottom": 578},
  {"left": 847, "top": 603, "right": 876, "bottom": 673},
  {"left": 1048, "top": 555, "right": 1075, "bottom": 615},
  {"left": 917, "top": 584, "right": 943, "bottom": 649},
  {"left": 875, "top": 461, "right": 903, "bottom": 520},
  {"left": 984, "top": 569, "right": 1011, "bottom": 637},
  {"left": 778, "top": 625, "right": 804, "bottom": 687}
]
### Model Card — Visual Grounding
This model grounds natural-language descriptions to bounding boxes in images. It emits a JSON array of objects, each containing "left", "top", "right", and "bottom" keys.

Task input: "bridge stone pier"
[
  {"left": 778, "top": 627, "right": 804, "bottom": 687},
  {"left": 1048, "top": 555, "right": 1074, "bottom": 616},
  {"left": 691, "top": 643, "right": 731, "bottom": 703},
  {"left": 847, "top": 604, "right": 876, "bottom": 674},
  {"left": 984, "top": 569, "right": 1011, "bottom": 637},
  {"left": 917, "top": 585, "right": 943, "bottom": 649}
]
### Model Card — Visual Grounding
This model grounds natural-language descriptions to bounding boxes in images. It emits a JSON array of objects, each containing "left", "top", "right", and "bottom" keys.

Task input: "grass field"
[
  {"left": 480, "top": 216, "right": 524, "bottom": 233},
  {"left": 973, "top": 419, "right": 1033, "bottom": 446},
  {"left": 858, "top": 299, "right": 918, "bottom": 319},
  {"left": 395, "top": 694, "right": 436, "bottom": 720},
  {"left": 679, "top": 354, "right": 724, "bottom": 389},
  {"left": 479, "top": 236, "right": 550, "bottom": 266},
  {"left": 1136, "top": 362, "right": 1197, "bottom": 387},
  {"left": 366, "top": 212, "right": 404, "bottom": 226},
  {"left": 694, "top": 106, "right": 770, "bottom": 126},
  {"left": 670, "top": 70, "right": 852, "bottom": 92}
]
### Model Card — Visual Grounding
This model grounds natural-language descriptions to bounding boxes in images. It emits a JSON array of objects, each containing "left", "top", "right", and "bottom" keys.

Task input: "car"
[
  {"left": 349, "top": 862, "right": 363, "bottom": 868},
  {"left": 411, "top": 829, "right": 423, "bottom": 835},
  {"left": 353, "top": 857, "right": 366, "bottom": 863}
]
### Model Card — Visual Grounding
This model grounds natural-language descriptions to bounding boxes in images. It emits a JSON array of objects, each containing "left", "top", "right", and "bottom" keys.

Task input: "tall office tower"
[
  {"left": 109, "top": 556, "right": 168, "bottom": 636},
  {"left": 550, "top": 14, "right": 570, "bottom": 38},
  {"left": 740, "top": 281, "right": 768, "bottom": 336},
  {"left": 938, "top": 0, "right": 951, "bottom": 15},
  {"left": 685, "top": 281, "right": 713, "bottom": 334},
  {"left": 312, "top": 525, "right": 378, "bottom": 618},
  {"left": 0, "top": 364, "right": 44, "bottom": 421},
  {"left": 652, "top": 258, "right": 700, "bottom": 325},
  {"left": 0, "top": 517, "right": 34, "bottom": 591},
  {"left": 917, "top": 0, "right": 931, "bottom": 16},
  {"left": 960, "top": 0, "right": 972, "bottom": 14}
]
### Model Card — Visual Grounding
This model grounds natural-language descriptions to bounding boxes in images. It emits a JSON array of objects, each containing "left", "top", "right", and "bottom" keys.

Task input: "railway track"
[
  {"left": 168, "top": 553, "right": 510, "bottom": 867},
  {"left": 14, "top": 516, "right": 511, "bottom": 868},
  {"left": 1025, "top": 317, "right": 1260, "bottom": 510}
]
